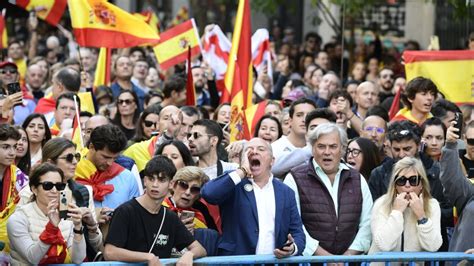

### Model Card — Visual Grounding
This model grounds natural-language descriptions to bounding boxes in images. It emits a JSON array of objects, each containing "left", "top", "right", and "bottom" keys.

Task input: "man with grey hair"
[{"left": 284, "top": 123, "right": 373, "bottom": 256}]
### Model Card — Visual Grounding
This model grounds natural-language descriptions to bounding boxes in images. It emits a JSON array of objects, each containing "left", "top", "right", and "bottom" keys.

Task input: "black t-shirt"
[
  {"left": 460, "top": 149, "right": 474, "bottom": 178},
  {"left": 105, "top": 199, "right": 194, "bottom": 258}
]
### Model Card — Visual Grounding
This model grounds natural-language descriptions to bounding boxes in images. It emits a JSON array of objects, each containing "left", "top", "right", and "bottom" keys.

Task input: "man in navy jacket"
[{"left": 201, "top": 137, "right": 305, "bottom": 257}]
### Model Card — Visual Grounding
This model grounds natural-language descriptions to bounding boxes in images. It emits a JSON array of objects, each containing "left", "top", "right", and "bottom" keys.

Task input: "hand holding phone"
[
  {"left": 454, "top": 112, "right": 463, "bottom": 138},
  {"left": 59, "top": 190, "right": 72, "bottom": 219},
  {"left": 180, "top": 210, "right": 195, "bottom": 221}
]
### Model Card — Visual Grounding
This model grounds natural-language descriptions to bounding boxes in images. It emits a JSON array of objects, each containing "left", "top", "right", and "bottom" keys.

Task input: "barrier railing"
[{"left": 62, "top": 252, "right": 474, "bottom": 265}]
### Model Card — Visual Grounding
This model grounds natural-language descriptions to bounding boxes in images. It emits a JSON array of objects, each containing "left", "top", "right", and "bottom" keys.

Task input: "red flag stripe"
[
  {"left": 15, "top": 0, "right": 29, "bottom": 8},
  {"left": 159, "top": 45, "right": 200, "bottom": 70},
  {"left": 186, "top": 46, "right": 196, "bottom": 106},
  {"left": 44, "top": 0, "right": 67, "bottom": 26},
  {"left": 253, "top": 39, "right": 270, "bottom": 66},
  {"left": 404, "top": 50, "right": 474, "bottom": 63},
  {"left": 249, "top": 101, "right": 268, "bottom": 136},
  {"left": 203, "top": 35, "right": 230, "bottom": 63},
  {"left": 158, "top": 20, "right": 193, "bottom": 42},
  {"left": 73, "top": 28, "right": 160, "bottom": 48}
]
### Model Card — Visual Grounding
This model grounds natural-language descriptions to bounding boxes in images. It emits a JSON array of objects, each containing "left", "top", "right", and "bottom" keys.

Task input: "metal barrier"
[{"left": 61, "top": 252, "right": 474, "bottom": 265}]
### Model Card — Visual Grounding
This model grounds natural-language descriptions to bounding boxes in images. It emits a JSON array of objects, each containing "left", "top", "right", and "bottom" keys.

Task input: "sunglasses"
[
  {"left": 346, "top": 148, "right": 362, "bottom": 157},
  {"left": 118, "top": 99, "right": 133, "bottom": 105},
  {"left": 144, "top": 120, "right": 158, "bottom": 128},
  {"left": 364, "top": 126, "right": 385, "bottom": 134},
  {"left": 57, "top": 153, "right": 81, "bottom": 163},
  {"left": 0, "top": 69, "right": 17, "bottom": 74},
  {"left": 395, "top": 175, "right": 420, "bottom": 186},
  {"left": 176, "top": 180, "right": 201, "bottom": 195},
  {"left": 187, "top": 132, "right": 212, "bottom": 140},
  {"left": 467, "top": 138, "right": 474, "bottom": 146},
  {"left": 38, "top": 181, "right": 66, "bottom": 191}
]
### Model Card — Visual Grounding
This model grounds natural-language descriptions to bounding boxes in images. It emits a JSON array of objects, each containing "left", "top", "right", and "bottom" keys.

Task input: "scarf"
[
  {"left": 391, "top": 107, "right": 433, "bottom": 125},
  {"left": 75, "top": 157, "right": 124, "bottom": 201},
  {"left": 38, "top": 222, "right": 71, "bottom": 265},
  {"left": 162, "top": 197, "right": 207, "bottom": 229}
]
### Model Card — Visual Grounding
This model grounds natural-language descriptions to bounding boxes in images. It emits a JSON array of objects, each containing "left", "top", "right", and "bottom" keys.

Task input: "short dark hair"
[
  {"left": 305, "top": 108, "right": 337, "bottom": 129},
  {"left": 346, "top": 137, "right": 381, "bottom": 179},
  {"left": 143, "top": 155, "right": 176, "bottom": 181},
  {"left": 387, "top": 120, "right": 422, "bottom": 144},
  {"left": 180, "top": 106, "right": 199, "bottom": 118},
  {"left": 132, "top": 105, "right": 162, "bottom": 143},
  {"left": 29, "top": 162, "right": 65, "bottom": 200},
  {"left": 56, "top": 92, "right": 81, "bottom": 110},
  {"left": 130, "top": 47, "right": 146, "bottom": 58},
  {"left": 155, "top": 140, "right": 195, "bottom": 167},
  {"left": 22, "top": 114, "right": 52, "bottom": 147},
  {"left": 253, "top": 114, "right": 283, "bottom": 139},
  {"left": 193, "top": 119, "right": 223, "bottom": 147},
  {"left": 80, "top": 111, "right": 93, "bottom": 118},
  {"left": 89, "top": 124, "right": 127, "bottom": 153},
  {"left": 144, "top": 91, "right": 163, "bottom": 106},
  {"left": 431, "top": 99, "right": 461, "bottom": 120},
  {"left": 421, "top": 117, "right": 447, "bottom": 140},
  {"left": 54, "top": 67, "right": 81, "bottom": 92},
  {"left": 403, "top": 77, "right": 438, "bottom": 110},
  {"left": 162, "top": 75, "right": 186, "bottom": 98},
  {"left": 305, "top": 32, "right": 321, "bottom": 43},
  {"left": 367, "top": 106, "right": 390, "bottom": 122},
  {"left": 0, "top": 124, "right": 20, "bottom": 141},
  {"left": 289, "top": 98, "right": 317, "bottom": 118},
  {"left": 328, "top": 90, "right": 353, "bottom": 107}
]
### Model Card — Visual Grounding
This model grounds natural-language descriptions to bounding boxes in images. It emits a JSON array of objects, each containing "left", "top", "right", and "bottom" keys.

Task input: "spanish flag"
[
  {"left": 123, "top": 136, "right": 159, "bottom": 172},
  {"left": 133, "top": 11, "right": 160, "bottom": 34},
  {"left": 171, "top": 6, "right": 189, "bottom": 26},
  {"left": 0, "top": 11, "right": 7, "bottom": 49},
  {"left": 93, "top": 47, "right": 112, "bottom": 88},
  {"left": 153, "top": 19, "right": 201, "bottom": 70},
  {"left": 404, "top": 50, "right": 474, "bottom": 104},
  {"left": 244, "top": 100, "right": 268, "bottom": 136},
  {"left": 14, "top": 0, "right": 67, "bottom": 26},
  {"left": 68, "top": 0, "right": 160, "bottom": 48},
  {"left": 225, "top": 0, "right": 253, "bottom": 142}
]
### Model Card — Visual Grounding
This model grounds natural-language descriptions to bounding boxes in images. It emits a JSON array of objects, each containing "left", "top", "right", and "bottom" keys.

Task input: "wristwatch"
[
  {"left": 417, "top": 217, "right": 428, "bottom": 225},
  {"left": 73, "top": 227, "right": 84, "bottom": 235},
  {"left": 238, "top": 166, "right": 249, "bottom": 177}
]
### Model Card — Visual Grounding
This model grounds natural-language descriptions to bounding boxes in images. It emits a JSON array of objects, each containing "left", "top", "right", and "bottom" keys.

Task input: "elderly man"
[
  {"left": 284, "top": 123, "right": 373, "bottom": 256},
  {"left": 201, "top": 137, "right": 305, "bottom": 256}
]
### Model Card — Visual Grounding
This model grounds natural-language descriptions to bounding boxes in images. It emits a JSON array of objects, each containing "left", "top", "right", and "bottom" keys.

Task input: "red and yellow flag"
[
  {"left": 68, "top": 0, "right": 160, "bottom": 48},
  {"left": 15, "top": 0, "right": 67, "bottom": 26},
  {"left": 225, "top": 0, "right": 253, "bottom": 142},
  {"left": 186, "top": 46, "right": 196, "bottom": 106},
  {"left": 244, "top": 100, "right": 268, "bottom": 137},
  {"left": 171, "top": 6, "right": 189, "bottom": 26},
  {"left": 153, "top": 19, "right": 201, "bottom": 70},
  {"left": 0, "top": 11, "right": 7, "bottom": 49},
  {"left": 404, "top": 50, "right": 474, "bottom": 104},
  {"left": 93, "top": 47, "right": 112, "bottom": 88},
  {"left": 133, "top": 11, "right": 160, "bottom": 34}
]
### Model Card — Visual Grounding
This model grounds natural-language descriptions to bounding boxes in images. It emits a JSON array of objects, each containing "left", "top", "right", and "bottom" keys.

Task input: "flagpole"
[
  {"left": 340, "top": 0, "right": 346, "bottom": 82},
  {"left": 73, "top": 95, "right": 84, "bottom": 149}
]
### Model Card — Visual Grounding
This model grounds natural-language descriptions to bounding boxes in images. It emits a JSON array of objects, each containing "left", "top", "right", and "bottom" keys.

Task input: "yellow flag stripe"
[{"left": 153, "top": 29, "right": 199, "bottom": 62}]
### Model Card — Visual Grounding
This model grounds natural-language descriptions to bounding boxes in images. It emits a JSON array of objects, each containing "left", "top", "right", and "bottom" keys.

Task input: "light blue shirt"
[
  {"left": 94, "top": 168, "right": 140, "bottom": 209},
  {"left": 284, "top": 160, "right": 373, "bottom": 256}
]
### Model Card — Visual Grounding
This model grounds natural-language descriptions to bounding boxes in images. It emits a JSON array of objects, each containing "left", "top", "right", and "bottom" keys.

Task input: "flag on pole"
[
  {"left": 244, "top": 100, "right": 268, "bottom": 136},
  {"left": 133, "top": 11, "right": 160, "bottom": 34},
  {"left": 171, "top": 6, "right": 189, "bottom": 26},
  {"left": 13, "top": 0, "right": 67, "bottom": 26},
  {"left": 252, "top": 29, "right": 273, "bottom": 80},
  {"left": 68, "top": 0, "right": 160, "bottom": 48},
  {"left": 225, "top": 0, "right": 253, "bottom": 142},
  {"left": 186, "top": 46, "right": 196, "bottom": 106},
  {"left": 202, "top": 25, "right": 231, "bottom": 102},
  {"left": 93, "top": 47, "right": 112, "bottom": 88},
  {"left": 388, "top": 87, "right": 403, "bottom": 120},
  {"left": 0, "top": 10, "right": 7, "bottom": 49},
  {"left": 404, "top": 50, "right": 474, "bottom": 104},
  {"left": 153, "top": 19, "right": 201, "bottom": 70}
]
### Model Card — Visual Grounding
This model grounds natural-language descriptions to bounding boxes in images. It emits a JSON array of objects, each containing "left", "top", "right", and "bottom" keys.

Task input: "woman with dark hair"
[
  {"left": 22, "top": 113, "right": 52, "bottom": 167},
  {"left": 155, "top": 140, "right": 195, "bottom": 169},
  {"left": 7, "top": 163, "right": 86, "bottom": 264},
  {"left": 345, "top": 137, "right": 381, "bottom": 180},
  {"left": 421, "top": 117, "right": 446, "bottom": 162},
  {"left": 253, "top": 114, "right": 283, "bottom": 144},
  {"left": 130, "top": 104, "right": 161, "bottom": 144},
  {"left": 15, "top": 126, "right": 31, "bottom": 175},
  {"left": 112, "top": 90, "right": 140, "bottom": 140}
]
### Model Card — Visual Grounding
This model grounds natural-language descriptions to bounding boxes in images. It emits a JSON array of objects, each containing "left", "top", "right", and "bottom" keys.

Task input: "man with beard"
[
  {"left": 201, "top": 137, "right": 305, "bottom": 256},
  {"left": 188, "top": 119, "right": 237, "bottom": 179},
  {"left": 391, "top": 77, "right": 437, "bottom": 125},
  {"left": 378, "top": 68, "right": 395, "bottom": 104},
  {"left": 192, "top": 66, "right": 211, "bottom": 106},
  {"left": 369, "top": 120, "right": 452, "bottom": 251}
]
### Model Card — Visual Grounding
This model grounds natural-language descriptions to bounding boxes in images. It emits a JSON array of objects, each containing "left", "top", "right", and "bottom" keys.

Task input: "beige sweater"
[
  {"left": 368, "top": 195, "right": 443, "bottom": 265},
  {"left": 7, "top": 202, "right": 86, "bottom": 265}
]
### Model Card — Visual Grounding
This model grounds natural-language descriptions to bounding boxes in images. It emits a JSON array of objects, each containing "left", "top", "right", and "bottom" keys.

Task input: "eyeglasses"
[
  {"left": 467, "top": 138, "right": 474, "bottom": 146},
  {"left": 176, "top": 180, "right": 201, "bottom": 195},
  {"left": 57, "top": 153, "right": 81, "bottom": 163},
  {"left": 38, "top": 181, "right": 66, "bottom": 191},
  {"left": 144, "top": 120, "right": 158, "bottom": 128},
  {"left": 118, "top": 99, "right": 133, "bottom": 105},
  {"left": 395, "top": 175, "right": 420, "bottom": 186},
  {"left": 364, "top": 126, "right": 385, "bottom": 134},
  {"left": 0, "top": 69, "right": 17, "bottom": 74},
  {"left": 187, "top": 132, "right": 212, "bottom": 140},
  {"left": 346, "top": 148, "right": 362, "bottom": 157}
]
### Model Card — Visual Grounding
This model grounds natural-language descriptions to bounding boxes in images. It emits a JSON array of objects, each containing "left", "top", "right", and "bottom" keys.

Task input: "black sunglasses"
[
  {"left": 144, "top": 120, "right": 158, "bottom": 128},
  {"left": 467, "top": 138, "right": 474, "bottom": 146},
  {"left": 118, "top": 99, "right": 133, "bottom": 105},
  {"left": 176, "top": 180, "right": 201, "bottom": 195},
  {"left": 395, "top": 175, "right": 420, "bottom": 186},
  {"left": 187, "top": 132, "right": 212, "bottom": 140},
  {"left": 0, "top": 69, "right": 17, "bottom": 74},
  {"left": 57, "top": 153, "right": 81, "bottom": 163},
  {"left": 38, "top": 181, "right": 66, "bottom": 191}
]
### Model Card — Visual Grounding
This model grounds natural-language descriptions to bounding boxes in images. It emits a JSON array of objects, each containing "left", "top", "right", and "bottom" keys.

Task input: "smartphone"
[
  {"left": 419, "top": 141, "right": 427, "bottom": 153},
  {"left": 454, "top": 112, "right": 463, "bottom": 137},
  {"left": 6, "top": 82, "right": 21, "bottom": 94},
  {"left": 104, "top": 210, "right": 114, "bottom": 217},
  {"left": 468, "top": 168, "right": 474, "bottom": 179},
  {"left": 59, "top": 190, "right": 72, "bottom": 219},
  {"left": 180, "top": 210, "right": 195, "bottom": 221},
  {"left": 278, "top": 241, "right": 293, "bottom": 250}
]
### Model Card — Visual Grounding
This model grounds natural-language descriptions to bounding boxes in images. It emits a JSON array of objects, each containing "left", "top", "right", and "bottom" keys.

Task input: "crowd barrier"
[{"left": 59, "top": 252, "right": 474, "bottom": 265}]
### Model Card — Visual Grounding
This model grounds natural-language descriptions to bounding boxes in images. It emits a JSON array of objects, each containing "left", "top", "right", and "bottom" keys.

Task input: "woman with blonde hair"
[{"left": 368, "top": 157, "right": 442, "bottom": 257}]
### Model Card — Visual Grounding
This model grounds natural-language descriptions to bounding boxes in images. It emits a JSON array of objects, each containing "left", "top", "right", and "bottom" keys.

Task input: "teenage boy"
[{"left": 104, "top": 156, "right": 206, "bottom": 265}]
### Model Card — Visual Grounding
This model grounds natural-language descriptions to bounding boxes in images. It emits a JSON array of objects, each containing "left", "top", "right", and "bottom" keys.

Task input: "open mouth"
[
  {"left": 180, "top": 197, "right": 191, "bottom": 204},
  {"left": 250, "top": 158, "right": 261, "bottom": 171},
  {"left": 262, "top": 137, "right": 272, "bottom": 143},
  {"left": 347, "top": 160, "right": 356, "bottom": 166}
]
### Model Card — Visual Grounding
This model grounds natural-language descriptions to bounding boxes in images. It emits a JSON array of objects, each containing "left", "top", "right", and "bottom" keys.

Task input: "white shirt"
[
  {"left": 202, "top": 160, "right": 238, "bottom": 180},
  {"left": 271, "top": 135, "right": 297, "bottom": 162}
]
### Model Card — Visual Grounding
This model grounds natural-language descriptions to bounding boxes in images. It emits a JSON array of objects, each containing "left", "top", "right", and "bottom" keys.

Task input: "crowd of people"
[{"left": 0, "top": 9, "right": 473, "bottom": 265}]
